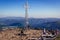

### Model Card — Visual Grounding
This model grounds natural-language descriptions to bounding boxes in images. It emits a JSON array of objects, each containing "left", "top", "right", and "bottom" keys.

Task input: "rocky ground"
[{"left": 0, "top": 28, "right": 43, "bottom": 40}]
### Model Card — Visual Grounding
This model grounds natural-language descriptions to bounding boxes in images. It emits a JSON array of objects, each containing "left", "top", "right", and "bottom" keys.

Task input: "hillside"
[{"left": 0, "top": 28, "right": 42, "bottom": 40}]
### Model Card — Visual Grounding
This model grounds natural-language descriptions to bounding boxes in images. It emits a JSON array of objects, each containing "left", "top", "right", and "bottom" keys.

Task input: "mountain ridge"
[{"left": 0, "top": 17, "right": 60, "bottom": 30}]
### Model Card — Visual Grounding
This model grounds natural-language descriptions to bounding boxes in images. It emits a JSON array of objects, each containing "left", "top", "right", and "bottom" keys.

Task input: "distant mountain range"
[{"left": 0, "top": 17, "right": 60, "bottom": 30}]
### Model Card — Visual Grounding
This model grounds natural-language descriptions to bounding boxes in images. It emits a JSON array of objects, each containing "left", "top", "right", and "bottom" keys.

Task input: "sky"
[{"left": 0, "top": 0, "right": 60, "bottom": 18}]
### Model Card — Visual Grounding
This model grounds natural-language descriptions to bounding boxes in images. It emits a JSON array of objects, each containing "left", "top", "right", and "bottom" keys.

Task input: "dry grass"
[{"left": 0, "top": 28, "right": 43, "bottom": 40}]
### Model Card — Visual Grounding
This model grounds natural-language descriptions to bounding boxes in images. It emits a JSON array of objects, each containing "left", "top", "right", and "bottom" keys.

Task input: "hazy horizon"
[{"left": 0, "top": 0, "right": 60, "bottom": 18}]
